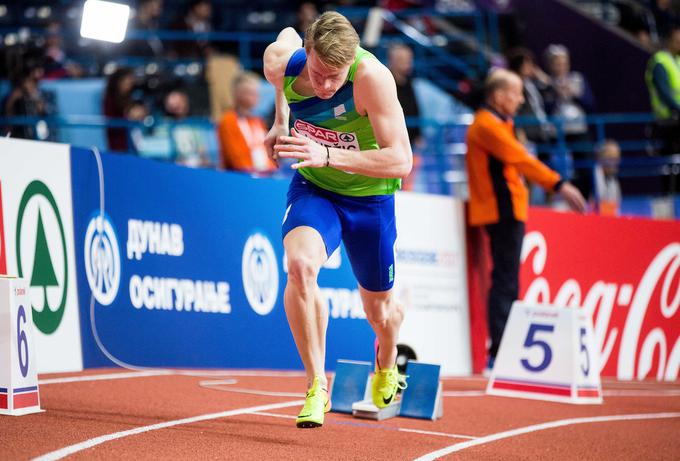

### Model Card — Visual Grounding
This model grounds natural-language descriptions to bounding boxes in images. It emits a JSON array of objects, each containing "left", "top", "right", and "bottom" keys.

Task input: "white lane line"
[
  {"left": 200, "top": 383, "right": 305, "bottom": 398},
  {"left": 39, "top": 370, "right": 173, "bottom": 385},
  {"left": 39, "top": 370, "right": 307, "bottom": 386},
  {"left": 251, "top": 411, "right": 297, "bottom": 420},
  {"left": 399, "top": 428, "right": 477, "bottom": 440},
  {"left": 603, "top": 390, "right": 680, "bottom": 397},
  {"left": 248, "top": 411, "right": 478, "bottom": 439},
  {"left": 412, "top": 412, "right": 680, "bottom": 461},
  {"left": 32, "top": 399, "right": 304, "bottom": 461}
]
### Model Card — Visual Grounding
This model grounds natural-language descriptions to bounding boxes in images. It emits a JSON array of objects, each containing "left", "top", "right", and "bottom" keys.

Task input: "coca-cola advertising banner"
[{"left": 520, "top": 208, "right": 680, "bottom": 381}]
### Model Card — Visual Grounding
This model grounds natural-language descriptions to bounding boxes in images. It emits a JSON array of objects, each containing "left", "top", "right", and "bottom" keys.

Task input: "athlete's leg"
[
  {"left": 282, "top": 174, "right": 342, "bottom": 392},
  {"left": 337, "top": 193, "right": 405, "bottom": 406},
  {"left": 359, "top": 287, "right": 404, "bottom": 369},
  {"left": 284, "top": 226, "right": 329, "bottom": 388}
]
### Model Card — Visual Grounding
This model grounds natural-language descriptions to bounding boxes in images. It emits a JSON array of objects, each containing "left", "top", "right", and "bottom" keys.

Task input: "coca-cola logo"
[{"left": 521, "top": 231, "right": 680, "bottom": 381}]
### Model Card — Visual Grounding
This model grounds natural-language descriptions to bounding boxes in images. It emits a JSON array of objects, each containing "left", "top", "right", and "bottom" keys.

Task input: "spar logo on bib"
[
  {"left": 294, "top": 119, "right": 359, "bottom": 150},
  {"left": 84, "top": 213, "right": 121, "bottom": 306},
  {"left": 242, "top": 232, "right": 279, "bottom": 315},
  {"left": 15, "top": 180, "right": 69, "bottom": 334}
]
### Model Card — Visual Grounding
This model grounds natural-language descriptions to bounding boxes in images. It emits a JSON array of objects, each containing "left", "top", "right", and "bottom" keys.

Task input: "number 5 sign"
[
  {"left": 487, "top": 302, "right": 602, "bottom": 404},
  {"left": 0, "top": 277, "right": 42, "bottom": 415}
]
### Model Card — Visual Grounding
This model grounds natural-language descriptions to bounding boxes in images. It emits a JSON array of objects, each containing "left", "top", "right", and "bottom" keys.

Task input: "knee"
[
  {"left": 287, "top": 255, "right": 319, "bottom": 290},
  {"left": 364, "top": 298, "right": 402, "bottom": 326}
]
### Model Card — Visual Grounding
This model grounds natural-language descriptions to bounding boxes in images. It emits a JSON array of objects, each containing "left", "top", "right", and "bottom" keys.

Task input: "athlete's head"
[
  {"left": 304, "top": 12, "right": 359, "bottom": 99},
  {"left": 485, "top": 68, "right": 525, "bottom": 117}
]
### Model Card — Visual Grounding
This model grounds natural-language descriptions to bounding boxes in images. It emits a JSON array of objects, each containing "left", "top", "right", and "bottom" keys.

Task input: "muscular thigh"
[
  {"left": 282, "top": 174, "right": 342, "bottom": 259},
  {"left": 337, "top": 194, "right": 397, "bottom": 292}
]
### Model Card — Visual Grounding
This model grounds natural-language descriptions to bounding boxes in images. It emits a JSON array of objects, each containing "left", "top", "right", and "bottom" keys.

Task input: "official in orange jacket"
[
  {"left": 466, "top": 68, "right": 585, "bottom": 365},
  {"left": 218, "top": 72, "right": 278, "bottom": 173}
]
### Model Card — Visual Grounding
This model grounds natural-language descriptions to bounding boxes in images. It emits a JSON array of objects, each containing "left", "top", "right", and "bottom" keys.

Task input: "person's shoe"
[
  {"left": 371, "top": 364, "right": 407, "bottom": 409},
  {"left": 296, "top": 376, "right": 331, "bottom": 428}
]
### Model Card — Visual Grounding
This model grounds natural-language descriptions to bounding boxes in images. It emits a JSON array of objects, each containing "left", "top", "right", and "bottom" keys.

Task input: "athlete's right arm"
[{"left": 263, "top": 28, "right": 302, "bottom": 162}]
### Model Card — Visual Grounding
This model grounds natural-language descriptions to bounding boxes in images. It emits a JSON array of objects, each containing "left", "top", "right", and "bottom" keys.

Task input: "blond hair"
[{"left": 304, "top": 12, "right": 359, "bottom": 68}]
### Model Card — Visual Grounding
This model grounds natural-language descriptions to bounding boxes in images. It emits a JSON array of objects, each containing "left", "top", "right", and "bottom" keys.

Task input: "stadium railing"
[{"left": 2, "top": 111, "right": 677, "bottom": 217}]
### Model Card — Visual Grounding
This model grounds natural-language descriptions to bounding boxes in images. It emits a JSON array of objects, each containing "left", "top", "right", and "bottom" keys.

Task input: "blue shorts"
[{"left": 282, "top": 173, "right": 396, "bottom": 292}]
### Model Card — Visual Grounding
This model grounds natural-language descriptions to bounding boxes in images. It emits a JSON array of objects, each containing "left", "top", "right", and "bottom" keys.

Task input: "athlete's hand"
[
  {"left": 274, "top": 128, "right": 328, "bottom": 169},
  {"left": 264, "top": 123, "right": 289, "bottom": 165}
]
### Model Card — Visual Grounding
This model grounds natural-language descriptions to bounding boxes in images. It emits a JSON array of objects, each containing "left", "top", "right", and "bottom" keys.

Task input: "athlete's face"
[{"left": 306, "top": 50, "right": 351, "bottom": 99}]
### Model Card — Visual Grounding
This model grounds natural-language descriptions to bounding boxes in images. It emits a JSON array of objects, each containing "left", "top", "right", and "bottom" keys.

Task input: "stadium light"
[{"left": 80, "top": 0, "right": 130, "bottom": 43}]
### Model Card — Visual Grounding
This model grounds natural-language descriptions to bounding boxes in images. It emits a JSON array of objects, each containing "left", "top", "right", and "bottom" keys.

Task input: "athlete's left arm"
[{"left": 274, "top": 60, "right": 413, "bottom": 178}]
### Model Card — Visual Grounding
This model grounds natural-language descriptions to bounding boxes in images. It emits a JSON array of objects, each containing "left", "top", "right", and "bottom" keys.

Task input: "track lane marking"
[
  {"left": 39, "top": 370, "right": 307, "bottom": 386},
  {"left": 248, "top": 411, "right": 478, "bottom": 439},
  {"left": 412, "top": 412, "right": 680, "bottom": 460},
  {"left": 32, "top": 400, "right": 304, "bottom": 461},
  {"left": 39, "top": 371, "right": 173, "bottom": 385}
]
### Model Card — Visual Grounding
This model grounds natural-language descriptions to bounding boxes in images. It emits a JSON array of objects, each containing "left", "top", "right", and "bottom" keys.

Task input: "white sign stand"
[
  {"left": 0, "top": 277, "right": 42, "bottom": 415},
  {"left": 487, "top": 302, "right": 602, "bottom": 404}
]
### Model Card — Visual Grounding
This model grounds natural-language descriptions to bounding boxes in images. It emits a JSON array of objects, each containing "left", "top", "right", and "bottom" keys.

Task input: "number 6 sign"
[
  {"left": 0, "top": 277, "right": 42, "bottom": 415},
  {"left": 487, "top": 302, "right": 602, "bottom": 404}
]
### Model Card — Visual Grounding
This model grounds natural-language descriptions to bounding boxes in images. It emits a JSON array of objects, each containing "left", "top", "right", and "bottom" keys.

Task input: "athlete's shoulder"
[
  {"left": 264, "top": 28, "right": 303, "bottom": 88},
  {"left": 355, "top": 55, "right": 392, "bottom": 83},
  {"left": 354, "top": 57, "right": 395, "bottom": 101}
]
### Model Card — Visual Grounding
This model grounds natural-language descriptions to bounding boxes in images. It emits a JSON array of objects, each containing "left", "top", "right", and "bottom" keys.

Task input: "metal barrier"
[{"left": 2, "top": 112, "right": 677, "bottom": 205}]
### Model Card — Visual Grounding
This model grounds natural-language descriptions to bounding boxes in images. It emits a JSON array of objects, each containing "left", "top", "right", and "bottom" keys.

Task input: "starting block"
[
  {"left": 330, "top": 359, "right": 443, "bottom": 421},
  {"left": 1, "top": 277, "right": 42, "bottom": 416},
  {"left": 487, "top": 302, "right": 602, "bottom": 404},
  {"left": 329, "top": 360, "right": 372, "bottom": 414}
]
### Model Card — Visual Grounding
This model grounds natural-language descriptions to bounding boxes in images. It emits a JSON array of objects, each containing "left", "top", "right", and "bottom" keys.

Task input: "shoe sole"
[{"left": 296, "top": 420, "right": 323, "bottom": 429}]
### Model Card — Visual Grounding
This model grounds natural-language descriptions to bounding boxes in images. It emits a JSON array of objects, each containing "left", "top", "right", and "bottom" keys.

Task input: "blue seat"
[{"left": 40, "top": 78, "right": 106, "bottom": 149}]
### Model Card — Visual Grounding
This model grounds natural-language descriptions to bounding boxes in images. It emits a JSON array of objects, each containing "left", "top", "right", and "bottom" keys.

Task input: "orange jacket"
[
  {"left": 466, "top": 108, "right": 561, "bottom": 226},
  {"left": 217, "top": 110, "right": 277, "bottom": 172}
]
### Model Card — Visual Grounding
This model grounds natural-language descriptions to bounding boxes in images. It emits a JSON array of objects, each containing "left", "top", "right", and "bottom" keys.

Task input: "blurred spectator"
[
  {"left": 103, "top": 67, "right": 136, "bottom": 152},
  {"left": 593, "top": 139, "right": 622, "bottom": 216},
  {"left": 645, "top": 26, "right": 680, "bottom": 156},
  {"left": 388, "top": 43, "right": 422, "bottom": 190},
  {"left": 650, "top": 0, "right": 680, "bottom": 41},
  {"left": 506, "top": 47, "right": 555, "bottom": 147},
  {"left": 544, "top": 44, "right": 595, "bottom": 135},
  {"left": 3, "top": 58, "right": 51, "bottom": 140},
  {"left": 126, "top": 101, "right": 151, "bottom": 154},
  {"left": 388, "top": 44, "right": 422, "bottom": 146},
  {"left": 217, "top": 72, "right": 277, "bottom": 173},
  {"left": 614, "top": 1, "right": 654, "bottom": 46},
  {"left": 645, "top": 25, "right": 680, "bottom": 194},
  {"left": 296, "top": 2, "right": 319, "bottom": 34},
  {"left": 544, "top": 44, "right": 596, "bottom": 198},
  {"left": 171, "top": 0, "right": 214, "bottom": 58},
  {"left": 126, "top": 0, "right": 165, "bottom": 57},
  {"left": 43, "top": 21, "right": 84, "bottom": 79},
  {"left": 163, "top": 89, "right": 211, "bottom": 167}
]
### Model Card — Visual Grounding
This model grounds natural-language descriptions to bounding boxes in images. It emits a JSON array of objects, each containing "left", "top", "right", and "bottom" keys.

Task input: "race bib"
[{"left": 294, "top": 119, "right": 360, "bottom": 150}]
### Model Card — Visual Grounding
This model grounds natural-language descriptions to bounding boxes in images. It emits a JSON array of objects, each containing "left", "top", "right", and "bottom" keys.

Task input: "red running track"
[{"left": 2, "top": 369, "right": 680, "bottom": 460}]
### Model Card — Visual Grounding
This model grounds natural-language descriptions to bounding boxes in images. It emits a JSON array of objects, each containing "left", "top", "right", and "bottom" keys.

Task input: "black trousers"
[{"left": 485, "top": 219, "right": 526, "bottom": 359}]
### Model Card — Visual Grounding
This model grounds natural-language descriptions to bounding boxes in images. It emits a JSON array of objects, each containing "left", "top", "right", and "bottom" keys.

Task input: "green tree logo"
[
  {"left": 31, "top": 209, "right": 59, "bottom": 312},
  {"left": 16, "top": 180, "right": 69, "bottom": 334}
]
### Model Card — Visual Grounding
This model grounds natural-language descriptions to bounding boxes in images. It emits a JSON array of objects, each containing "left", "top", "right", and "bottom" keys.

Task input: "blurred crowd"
[{"left": 1, "top": 0, "right": 679, "bottom": 212}]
